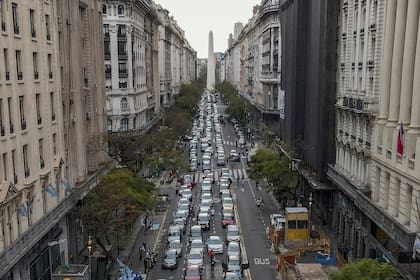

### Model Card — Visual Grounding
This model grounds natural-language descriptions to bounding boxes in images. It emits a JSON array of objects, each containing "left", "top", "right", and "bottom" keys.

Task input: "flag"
[
  {"left": 397, "top": 122, "right": 404, "bottom": 155},
  {"left": 60, "top": 177, "right": 73, "bottom": 193},
  {"left": 46, "top": 183, "right": 58, "bottom": 197},
  {"left": 413, "top": 236, "right": 420, "bottom": 259},
  {"left": 16, "top": 204, "right": 28, "bottom": 217}
]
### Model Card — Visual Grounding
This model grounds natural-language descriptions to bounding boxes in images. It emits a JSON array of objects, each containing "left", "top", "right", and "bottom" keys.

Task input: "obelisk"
[{"left": 207, "top": 30, "right": 215, "bottom": 90}]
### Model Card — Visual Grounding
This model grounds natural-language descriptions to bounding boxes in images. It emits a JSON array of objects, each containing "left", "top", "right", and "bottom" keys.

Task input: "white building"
[{"left": 103, "top": 0, "right": 161, "bottom": 134}]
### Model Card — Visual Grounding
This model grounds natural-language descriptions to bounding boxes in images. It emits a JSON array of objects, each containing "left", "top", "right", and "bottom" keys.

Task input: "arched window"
[
  {"left": 107, "top": 119, "right": 112, "bottom": 132},
  {"left": 102, "top": 4, "right": 107, "bottom": 14},
  {"left": 121, "top": 97, "right": 128, "bottom": 110},
  {"left": 120, "top": 118, "right": 128, "bottom": 131},
  {"left": 118, "top": 5, "right": 124, "bottom": 16}
]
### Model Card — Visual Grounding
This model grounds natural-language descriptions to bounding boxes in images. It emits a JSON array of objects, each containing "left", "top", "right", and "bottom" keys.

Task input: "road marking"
[
  {"left": 254, "top": 258, "right": 271, "bottom": 265},
  {"left": 153, "top": 210, "right": 168, "bottom": 252}
]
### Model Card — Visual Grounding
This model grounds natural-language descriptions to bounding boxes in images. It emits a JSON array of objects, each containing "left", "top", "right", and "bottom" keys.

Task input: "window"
[
  {"left": 23, "top": 144, "right": 29, "bottom": 177},
  {"left": 7, "top": 98, "right": 13, "bottom": 133},
  {"left": 103, "top": 24, "right": 110, "bottom": 38},
  {"left": 2, "top": 153, "right": 6, "bottom": 181},
  {"left": 3, "top": 49, "right": 9, "bottom": 80},
  {"left": 1, "top": 0, "right": 6, "bottom": 32},
  {"left": 33, "top": 52, "right": 38, "bottom": 79},
  {"left": 120, "top": 118, "right": 128, "bottom": 131},
  {"left": 105, "top": 64, "right": 111, "bottom": 78},
  {"left": 45, "top": 14, "right": 50, "bottom": 40},
  {"left": 11, "top": 149, "right": 16, "bottom": 183},
  {"left": 39, "top": 139, "right": 44, "bottom": 169},
  {"left": 15, "top": 50, "right": 22, "bottom": 80},
  {"left": 36, "top": 94, "right": 41, "bottom": 124},
  {"left": 118, "top": 41, "right": 127, "bottom": 55},
  {"left": 102, "top": 4, "right": 107, "bottom": 14},
  {"left": 104, "top": 41, "right": 110, "bottom": 58},
  {"left": 118, "top": 5, "right": 124, "bottom": 15},
  {"left": 117, "top": 25, "right": 126, "bottom": 37},
  {"left": 52, "top": 133, "right": 57, "bottom": 155},
  {"left": 0, "top": 99, "right": 3, "bottom": 136},
  {"left": 19, "top": 96, "right": 25, "bottom": 130},
  {"left": 12, "top": 3, "right": 19, "bottom": 34},
  {"left": 50, "top": 92, "right": 55, "bottom": 121},
  {"left": 107, "top": 119, "right": 112, "bottom": 132},
  {"left": 48, "top": 54, "right": 52, "bottom": 79},
  {"left": 30, "top": 9, "right": 35, "bottom": 38},
  {"left": 121, "top": 97, "right": 128, "bottom": 110}
]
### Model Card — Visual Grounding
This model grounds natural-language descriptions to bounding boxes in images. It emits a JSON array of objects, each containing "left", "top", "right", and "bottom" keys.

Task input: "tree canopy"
[
  {"left": 330, "top": 259, "right": 398, "bottom": 280},
  {"left": 77, "top": 167, "right": 156, "bottom": 257},
  {"left": 248, "top": 148, "right": 297, "bottom": 203}
]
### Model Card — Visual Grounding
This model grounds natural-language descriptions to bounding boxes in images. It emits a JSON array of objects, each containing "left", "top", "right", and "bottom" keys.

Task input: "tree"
[
  {"left": 248, "top": 148, "right": 297, "bottom": 203},
  {"left": 330, "top": 259, "right": 398, "bottom": 280},
  {"left": 77, "top": 167, "right": 156, "bottom": 259}
]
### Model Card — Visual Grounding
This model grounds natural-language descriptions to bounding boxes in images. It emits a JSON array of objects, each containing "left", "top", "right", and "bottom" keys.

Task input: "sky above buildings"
[{"left": 155, "top": 0, "right": 258, "bottom": 58}]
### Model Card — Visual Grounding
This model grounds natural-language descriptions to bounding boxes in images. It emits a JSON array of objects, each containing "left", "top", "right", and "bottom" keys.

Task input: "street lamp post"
[
  {"left": 48, "top": 239, "right": 66, "bottom": 280},
  {"left": 87, "top": 235, "right": 93, "bottom": 280}
]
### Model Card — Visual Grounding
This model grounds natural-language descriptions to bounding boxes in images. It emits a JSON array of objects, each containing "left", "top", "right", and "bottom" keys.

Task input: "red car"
[
  {"left": 222, "top": 213, "right": 235, "bottom": 228},
  {"left": 184, "top": 265, "right": 201, "bottom": 280}
]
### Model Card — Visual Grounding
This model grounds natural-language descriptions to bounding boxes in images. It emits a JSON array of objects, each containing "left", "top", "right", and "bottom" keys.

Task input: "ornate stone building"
[{"left": 0, "top": 0, "right": 108, "bottom": 279}]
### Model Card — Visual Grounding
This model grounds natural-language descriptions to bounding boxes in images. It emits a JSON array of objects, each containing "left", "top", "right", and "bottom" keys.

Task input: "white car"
[
  {"left": 227, "top": 225, "right": 240, "bottom": 242},
  {"left": 207, "top": 235, "right": 223, "bottom": 254},
  {"left": 190, "top": 225, "right": 203, "bottom": 243},
  {"left": 187, "top": 249, "right": 204, "bottom": 267},
  {"left": 169, "top": 239, "right": 183, "bottom": 257},
  {"left": 227, "top": 241, "right": 241, "bottom": 258},
  {"left": 181, "top": 189, "right": 192, "bottom": 201},
  {"left": 190, "top": 239, "right": 204, "bottom": 253}
]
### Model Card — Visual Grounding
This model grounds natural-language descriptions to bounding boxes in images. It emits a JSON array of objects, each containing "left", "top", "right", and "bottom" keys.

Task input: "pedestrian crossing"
[
  {"left": 189, "top": 168, "right": 248, "bottom": 182},
  {"left": 223, "top": 140, "right": 237, "bottom": 146}
]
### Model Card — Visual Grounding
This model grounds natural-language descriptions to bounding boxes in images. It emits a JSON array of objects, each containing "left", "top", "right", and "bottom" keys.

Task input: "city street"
[{"left": 143, "top": 93, "right": 278, "bottom": 280}]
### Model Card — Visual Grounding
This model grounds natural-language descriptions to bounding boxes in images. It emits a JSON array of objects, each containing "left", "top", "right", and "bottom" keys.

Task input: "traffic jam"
[{"left": 158, "top": 91, "right": 250, "bottom": 280}]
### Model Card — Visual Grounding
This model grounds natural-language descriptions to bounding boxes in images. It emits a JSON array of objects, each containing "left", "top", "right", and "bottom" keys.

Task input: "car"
[
  {"left": 222, "top": 197, "right": 234, "bottom": 209},
  {"left": 207, "top": 235, "right": 223, "bottom": 254},
  {"left": 222, "top": 213, "right": 235, "bottom": 227},
  {"left": 223, "top": 272, "right": 241, "bottom": 280},
  {"left": 181, "top": 189, "right": 193, "bottom": 201},
  {"left": 227, "top": 241, "right": 241, "bottom": 258},
  {"left": 187, "top": 249, "right": 204, "bottom": 267},
  {"left": 178, "top": 197, "right": 190, "bottom": 206},
  {"left": 226, "top": 225, "right": 240, "bottom": 243},
  {"left": 222, "top": 206, "right": 234, "bottom": 217},
  {"left": 167, "top": 225, "right": 181, "bottom": 243},
  {"left": 201, "top": 193, "right": 212, "bottom": 201},
  {"left": 178, "top": 203, "right": 190, "bottom": 213},
  {"left": 223, "top": 255, "right": 248, "bottom": 277},
  {"left": 190, "top": 225, "right": 203, "bottom": 243},
  {"left": 217, "top": 155, "right": 225, "bottom": 166},
  {"left": 169, "top": 240, "right": 183, "bottom": 257},
  {"left": 190, "top": 239, "right": 204, "bottom": 253},
  {"left": 200, "top": 199, "right": 212, "bottom": 213},
  {"left": 162, "top": 249, "right": 178, "bottom": 269},
  {"left": 197, "top": 212, "right": 210, "bottom": 230},
  {"left": 172, "top": 217, "right": 186, "bottom": 233},
  {"left": 230, "top": 150, "right": 240, "bottom": 161},
  {"left": 221, "top": 190, "right": 231, "bottom": 200},
  {"left": 184, "top": 265, "right": 202, "bottom": 280}
]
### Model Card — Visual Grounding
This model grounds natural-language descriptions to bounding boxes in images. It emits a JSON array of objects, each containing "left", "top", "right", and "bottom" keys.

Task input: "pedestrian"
[
  {"left": 142, "top": 241, "right": 147, "bottom": 251},
  {"left": 143, "top": 258, "right": 148, "bottom": 273},
  {"left": 139, "top": 243, "right": 146, "bottom": 260},
  {"left": 149, "top": 220, "right": 153, "bottom": 230}
]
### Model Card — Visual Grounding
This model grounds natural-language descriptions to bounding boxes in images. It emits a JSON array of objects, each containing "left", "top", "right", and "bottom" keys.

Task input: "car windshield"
[
  {"left": 228, "top": 230, "right": 239, "bottom": 236},
  {"left": 191, "top": 241, "right": 202, "bottom": 248},
  {"left": 191, "top": 231, "right": 201, "bottom": 237},
  {"left": 199, "top": 215, "right": 209, "bottom": 221},
  {"left": 189, "top": 252, "right": 201, "bottom": 259},
  {"left": 229, "top": 244, "right": 239, "bottom": 252},
  {"left": 186, "top": 269, "right": 200, "bottom": 276},
  {"left": 229, "top": 259, "right": 240, "bottom": 266},
  {"left": 209, "top": 238, "right": 220, "bottom": 244},
  {"left": 166, "top": 251, "right": 177, "bottom": 258}
]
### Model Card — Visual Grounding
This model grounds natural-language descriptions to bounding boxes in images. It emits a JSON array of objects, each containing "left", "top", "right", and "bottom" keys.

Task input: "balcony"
[
  {"left": 105, "top": 70, "right": 111, "bottom": 79},
  {"left": 118, "top": 71, "right": 128, "bottom": 78},
  {"left": 117, "top": 32, "right": 126, "bottom": 40},
  {"left": 367, "top": 60, "right": 374, "bottom": 69},
  {"left": 0, "top": 164, "right": 111, "bottom": 279},
  {"left": 118, "top": 52, "right": 128, "bottom": 60},
  {"left": 17, "top": 72, "right": 23, "bottom": 80},
  {"left": 259, "top": 2, "right": 279, "bottom": 19},
  {"left": 104, "top": 52, "right": 111, "bottom": 60},
  {"left": 104, "top": 32, "right": 110, "bottom": 40},
  {"left": 327, "top": 164, "right": 416, "bottom": 252},
  {"left": 119, "top": 81, "right": 127, "bottom": 89}
]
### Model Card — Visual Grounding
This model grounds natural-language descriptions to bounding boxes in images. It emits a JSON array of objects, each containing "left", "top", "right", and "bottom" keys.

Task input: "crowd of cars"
[{"left": 161, "top": 92, "right": 248, "bottom": 280}]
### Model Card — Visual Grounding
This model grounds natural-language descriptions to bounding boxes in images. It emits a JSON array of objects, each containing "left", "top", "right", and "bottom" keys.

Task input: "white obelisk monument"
[{"left": 207, "top": 30, "right": 215, "bottom": 90}]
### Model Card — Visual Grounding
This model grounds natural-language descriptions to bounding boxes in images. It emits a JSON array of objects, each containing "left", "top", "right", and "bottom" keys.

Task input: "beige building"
[
  {"left": 156, "top": 5, "right": 197, "bottom": 107},
  {"left": 103, "top": 0, "right": 161, "bottom": 133},
  {"left": 0, "top": 0, "right": 108, "bottom": 279}
]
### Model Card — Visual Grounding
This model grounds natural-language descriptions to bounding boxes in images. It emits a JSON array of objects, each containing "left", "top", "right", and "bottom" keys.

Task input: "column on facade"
[
  {"left": 336, "top": 145, "right": 340, "bottom": 168},
  {"left": 398, "top": 182, "right": 409, "bottom": 224},
  {"left": 387, "top": 0, "right": 408, "bottom": 123},
  {"left": 378, "top": 0, "right": 397, "bottom": 121},
  {"left": 110, "top": 25, "right": 119, "bottom": 91},
  {"left": 399, "top": 0, "right": 420, "bottom": 124},
  {"left": 270, "top": 28, "right": 274, "bottom": 72},
  {"left": 410, "top": 8, "right": 420, "bottom": 130},
  {"left": 127, "top": 26, "right": 133, "bottom": 90}
]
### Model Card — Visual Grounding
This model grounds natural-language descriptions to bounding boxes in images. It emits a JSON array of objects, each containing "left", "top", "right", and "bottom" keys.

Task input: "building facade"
[
  {"left": 329, "top": 0, "right": 420, "bottom": 277},
  {"left": 103, "top": 0, "right": 161, "bottom": 134},
  {"left": 0, "top": 0, "right": 108, "bottom": 279},
  {"left": 225, "top": 0, "right": 281, "bottom": 134}
]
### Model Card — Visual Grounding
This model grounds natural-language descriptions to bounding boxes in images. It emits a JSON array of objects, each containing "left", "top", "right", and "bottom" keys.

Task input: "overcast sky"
[{"left": 154, "top": 0, "right": 258, "bottom": 58}]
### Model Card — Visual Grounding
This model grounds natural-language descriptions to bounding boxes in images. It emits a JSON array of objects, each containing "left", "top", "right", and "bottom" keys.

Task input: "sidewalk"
[{"left": 109, "top": 171, "right": 171, "bottom": 279}]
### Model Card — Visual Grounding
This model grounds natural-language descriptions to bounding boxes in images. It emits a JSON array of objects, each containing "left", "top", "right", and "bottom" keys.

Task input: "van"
[{"left": 227, "top": 225, "right": 240, "bottom": 242}]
